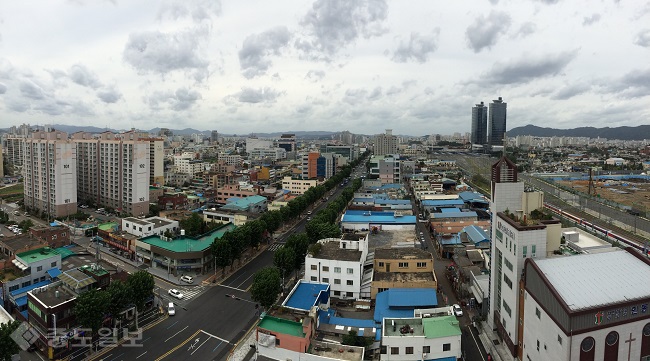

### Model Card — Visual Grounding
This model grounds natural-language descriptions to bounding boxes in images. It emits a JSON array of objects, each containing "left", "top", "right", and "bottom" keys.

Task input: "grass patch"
[{"left": 0, "top": 183, "right": 23, "bottom": 196}]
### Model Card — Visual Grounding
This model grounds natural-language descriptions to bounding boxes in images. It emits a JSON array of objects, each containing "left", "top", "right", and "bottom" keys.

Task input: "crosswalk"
[
  {"left": 267, "top": 243, "right": 284, "bottom": 252},
  {"left": 177, "top": 285, "right": 206, "bottom": 300}
]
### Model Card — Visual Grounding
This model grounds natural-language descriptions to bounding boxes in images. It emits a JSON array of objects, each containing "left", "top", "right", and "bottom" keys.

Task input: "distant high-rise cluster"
[{"left": 471, "top": 97, "right": 507, "bottom": 147}]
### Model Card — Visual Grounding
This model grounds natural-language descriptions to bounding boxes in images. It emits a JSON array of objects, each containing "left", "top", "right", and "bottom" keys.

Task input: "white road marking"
[
  {"left": 164, "top": 326, "right": 188, "bottom": 342},
  {"left": 201, "top": 330, "right": 232, "bottom": 344}
]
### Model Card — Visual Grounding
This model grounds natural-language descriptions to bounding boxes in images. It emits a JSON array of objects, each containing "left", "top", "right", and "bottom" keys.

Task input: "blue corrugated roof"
[
  {"left": 440, "top": 235, "right": 462, "bottom": 245},
  {"left": 353, "top": 198, "right": 375, "bottom": 203},
  {"left": 9, "top": 280, "right": 52, "bottom": 297},
  {"left": 431, "top": 211, "right": 477, "bottom": 219},
  {"left": 421, "top": 199, "right": 464, "bottom": 206},
  {"left": 375, "top": 199, "right": 411, "bottom": 205},
  {"left": 380, "top": 184, "right": 403, "bottom": 190},
  {"left": 387, "top": 288, "right": 438, "bottom": 307},
  {"left": 463, "top": 225, "right": 490, "bottom": 244},
  {"left": 20, "top": 310, "right": 27, "bottom": 320},
  {"left": 458, "top": 191, "right": 485, "bottom": 201},
  {"left": 374, "top": 289, "right": 438, "bottom": 323},
  {"left": 440, "top": 207, "right": 461, "bottom": 213},
  {"left": 46, "top": 268, "right": 62, "bottom": 278},
  {"left": 15, "top": 296, "right": 27, "bottom": 307},
  {"left": 342, "top": 210, "right": 416, "bottom": 224},
  {"left": 327, "top": 315, "right": 377, "bottom": 328},
  {"left": 284, "top": 281, "right": 329, "bottom": 311}
]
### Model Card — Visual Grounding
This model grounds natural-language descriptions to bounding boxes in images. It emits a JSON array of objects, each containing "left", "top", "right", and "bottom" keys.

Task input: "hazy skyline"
[{"left": 0, "top": 0, "right": 648, "bottom": 136}]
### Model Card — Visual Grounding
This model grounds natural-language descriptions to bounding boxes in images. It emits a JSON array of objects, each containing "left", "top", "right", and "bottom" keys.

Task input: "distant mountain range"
[{"left": 507, "top": 124, "right": 650, "bottom": 141}]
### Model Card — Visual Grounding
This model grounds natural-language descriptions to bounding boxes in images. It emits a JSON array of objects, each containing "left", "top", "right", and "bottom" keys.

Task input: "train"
[{"left": 543, "top": 202, "right": 648, "bottom": 254}]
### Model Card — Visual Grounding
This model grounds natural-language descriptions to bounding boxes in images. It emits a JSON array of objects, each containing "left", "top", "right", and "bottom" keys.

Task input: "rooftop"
[
  {"left": 123, "top": 217, "right": 151, "bottom": 226},
  {"left": 373, "top": 272, "right": 434, "bottom": 283},
  {"left": 139, "top": 223, "right": 236, "bottom": 253},
  {"left": 309, "top": 340, "right": 363, "bottom": 361},
  {"left": 258, "top": 315, "right": 305, "bottom": 337},
  {"left": 58, "top": 268, "right": 96, "bottom": 290},
  {"left": 533, "top": 249, "right": 650, "bottom": 311},
  {"left": 16, "top": 247, "right": 60, "bottom": 265},
  {"left": 313, "top": 241, "right": 363, "bottom": 262},
  {"left": 283, "top": 281, "right": 329, "bottom": 312},
  {"left": 29, "top": 281, "right": 76, "bottom": 308},
  {"left": 342, "top": 210, "right": 416, "bottom": 225},
  {"left": 98, "top": 222, "right": 119, "bottom": 232},
  {"left": 423, "top": 315, "right": 462, "bottom": 338},
  {"left": 374, "top": 247, "right": 432, "bottom": 260}
]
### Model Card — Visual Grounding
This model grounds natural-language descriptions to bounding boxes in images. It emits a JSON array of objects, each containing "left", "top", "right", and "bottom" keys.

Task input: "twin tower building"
[{"left": 471, "top": 97, "right": 507, "bottom": 148}]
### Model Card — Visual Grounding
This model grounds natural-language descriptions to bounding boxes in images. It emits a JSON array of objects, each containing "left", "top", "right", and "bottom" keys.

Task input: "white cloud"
[
  {"left": 239, "top": 27, "right": 291, "bottom": 78},
  {"left": 466, "top": 11, "right": 511, "bottom": 53}
]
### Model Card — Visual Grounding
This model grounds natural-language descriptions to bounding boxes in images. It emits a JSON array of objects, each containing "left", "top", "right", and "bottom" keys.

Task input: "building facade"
[
  {"left": 23, "top": 131, "right": 77, "bottom": 218},
  {"left": 282, "top": 176, "right": 317, "bottom": 195},
  {"left": 471, "top": 101, "right": 488, "bottom": 145},
  {"left": 488, "top": 97, "right": 507, "bottom": 146},
  {"left": 374, "top": 129, "right": 398, "bottom": 156}
]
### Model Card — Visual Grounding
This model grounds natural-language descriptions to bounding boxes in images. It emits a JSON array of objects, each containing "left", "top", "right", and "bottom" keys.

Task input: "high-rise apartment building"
[
  {"left": 72, "top": 131, "right": 150, "bottom": 216},
  {"left": 471, "top": 101, "right": 488, "bottom": 145},
  {"left": 23, "top": 131, "right": 77, "bottom": 218},
  {"left": 210, "top": 130, "right": 219, "bottom": 143},
  {"left": 488, "top": 97, "right": 507, "bottom": 146},
  {"left": 374, "top": 129, "right": 398, "bottom": 156},
  {"left": 0, "top": 142, "right": 4, "bottom": 178},
  {"left": 3, "top": 136, "right": 26, "bottom": 168}
]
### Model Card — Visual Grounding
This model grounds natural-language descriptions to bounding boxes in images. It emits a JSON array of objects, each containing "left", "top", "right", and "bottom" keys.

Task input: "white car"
[
  {"left": 168, "top": 289, "right": 183, "bottom": 299},
  {"left": 452, "top": 304, "right": 463, "bottom": 317},
  {"left": 180, "top": 275, "right": 194, "bottom": 284}
]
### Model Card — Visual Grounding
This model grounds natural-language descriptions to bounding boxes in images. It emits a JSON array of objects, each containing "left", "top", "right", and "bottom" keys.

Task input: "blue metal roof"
[
  {"left": 380, "top": 184, "right": 403, "bottom": 190},
  {"left": 375, "top": 199, "right": 411, "bottom": 205},
  {"left": 284, "top": 281, "right": 329, "bottom": 311},
  {"left": 15, "top": 296, "right": 27, "bottom": 307},
  {"left": 342, "top": 210, "right": 416, "bottom": 224},
  {"left": 374, "top": 289, "right": 438, "bottom": 323},
  {"left": 47, "top": 268, "right": 62, "bottom": 278},
  {"left": 327, "top": 315, "right": 377, "bottom": 329},
  {"left": 440, "top": 207, "right": 461, "bottom": 213},
  {"left": 421, "top": 199, "right": 464, "bottom": 206},
  {"left": 458, "top": 191, "right": 485, "bottom": 201},
  {"left": 463, "top": 225, "right": 490, "bottom": 244},
  {"left": 9, "top": 280, "right": 52, "bottom": 297},
  {"left": 440, "top": 235, "right": 462, "bottom": 245},
  {"left": 431, "top": 211, "right": 477, "bottom": 219},
  {"left": 353, "top": 198, "right": 375, "bottom": 203}
]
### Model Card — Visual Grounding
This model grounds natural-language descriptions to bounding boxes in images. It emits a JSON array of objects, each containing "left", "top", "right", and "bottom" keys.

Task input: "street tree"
[
  {"left": 250, "top": 267, "right": 281, "bottom": 310},
  {"left": 106, "top": 281, "right": 132, "bottom": 328},
  {"left": 126, "top": 271, "right": 155, "bottom": 329},
  {"left": 179, "top": 212, "right": 203, "bottom": 236},
  {"left": 0, "top": 320, "right": 20, "bottom": 361},
  {"left": 285, "top": 234, "right": 309, "bottom": 271},
  {"left": 273, "top": 247, "right": 296, "bottom": 281},
  {"left": 18, "top": 220, "right": 34, "bottom": 232},
  {"left": 74, "top": 289, "right": 110, "bottom": 348},
  {"left": 212, "top": 238, "right": 232, "bottom": 277}
]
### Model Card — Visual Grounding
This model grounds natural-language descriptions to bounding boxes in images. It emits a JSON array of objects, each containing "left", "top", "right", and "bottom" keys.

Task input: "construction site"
[{"left": 555, "top": 176, "right": 650, "bottom": 215}]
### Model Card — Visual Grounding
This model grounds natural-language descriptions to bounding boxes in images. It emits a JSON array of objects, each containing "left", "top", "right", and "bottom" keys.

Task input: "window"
[
  {"left": 322, "top": 266, "right": 329, "bottom": 272},
  {"left": 523, "top": 246, "right": 527, "bottom": 258},
  {"left": 580, "top": 337, "right": 595, "bottom": 352},
  {"left": 405, "top": 347, "right": 413, "bottom": 354},
  {"left": 275, "top": 338, "right": 280, "bottom": 346},
  {"left": 537, "top": 339, "right": 540, "bottom": 351},
  {"left": 504, "top": 258, "right": 513, "bottom": 271},
  {"left": 503, "top": 301, "right": 512, "bottom": 317},
  {"left": 535, "top": 307, "right": 541, "bottom": 319},
  {"left": 311, "top": 265, "right": 317, "bottom": 270},
  {"left": 558, "top": 335, "right": 563, "bottom": 345},
  {"left": 532, "top": 245, "right": 537, "bottom": 257},
  {"left": 378, "top": 288, "right": 388, "bottom": 293},
  {"left": 311, "top": 276, "right": 317, "bottom": 281},
  {"left": 346, "top": 292, "right": 353, "bottom": 297},
  {"left": 417, "top": 262, "right": 427, "bottom": 268},
  {"left": 334, "top": 279, "right": 341, "bottom": 285},
  {"left": 378, "top": 262, "right": 384, "bottom": 267},
  {"left": 443, "top": 343, "right": 451, "bottom": 351},
  {"left": 391, "top": 347, "right": 399, "bottom": 355},
  {"left": 398, "top": 262, "right": 409, "bottom": 268},
  {"left": 380, "top": 346, "right": 387, "bottom": 354},
  {"left": 37, "top": 266, "right": 42, "bottom": 272},
  {"left": 504, "top": 274, "right": 513, "bottom": 289},
  {"left": 347, "top": 268, "right": 354, "bottom": 274},
  {"left": 334, "top": 267, "right": 341, "bottom": 273},
  {"left": 346, "top": 280, "right": 354, "bottom": 286},
  {"left": 334, "top": 291, "right": 340, "bottom": 296},
  {"left": 422, "top": 346, "right": 430, "bottom": 354},
  {"left": 322, "top": 278, "right": 329, "bottom": 283},
  {"left": 51, "top": 262, "right": 57, "bottom": 267}
]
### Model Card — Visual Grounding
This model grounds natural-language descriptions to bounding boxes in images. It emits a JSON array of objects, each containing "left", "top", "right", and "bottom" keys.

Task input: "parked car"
[
  {"left": 180, "top": 275, "right": 194, "bottom": 284},
  {"left": 168, "top": 302, "right": 176, "bottom": 316},
  {"left": 168, "top": 289, "right": 183, "bottom": 299},
  {"left": 452, "top": 304, "right": 463, "bottom": 317}
]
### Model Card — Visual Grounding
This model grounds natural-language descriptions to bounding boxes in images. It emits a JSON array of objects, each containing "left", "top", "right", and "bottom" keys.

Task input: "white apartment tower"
[
  {"left": 374, "top": 129, "right": 398, "bottom": 156},
  {"left": 487, "top": 156, "right": 560, "bottom": 358},
  {"left": 72, "top": 131, "right": 150, "bottom": 216},
  {"left": 23, "top": 131, "right": 77, "bottom": 218}
]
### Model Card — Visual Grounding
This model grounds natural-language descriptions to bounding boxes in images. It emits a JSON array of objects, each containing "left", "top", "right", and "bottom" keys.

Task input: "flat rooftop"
[
  {"left": 314, "top": 241, "right": 362, "bottom": 262},
  {"left": 366, "top": 230, "right": 418, "bottom": 251},
  {"left": 374, "top": 247, "right": 432, "bottom": 260},
  {"left": 258, "top": 315, "right": 304, "bottom": 337},
  {"left": 30, "top": 282, "right": 76, "bottom": 308},
  {"left": 140, "top": 223, "right": 236, "bottom": 253},
  {"left": 283, "top": 281, "right": 329, "bottom": 311},
  {"left": 309, "top": 340, "right": 363, "bottom": 361},
  {"left": 16, "top": 247, "right": 59, "bottom": 265},
  {"left": 383, "top": 315, "right": 461, "bottom": 338},
  {"left": 373, "top": 272, "right": 435, "bottom": 283},
  {"left": 123, "top": 217, "right": 150, "bottom": 226}
]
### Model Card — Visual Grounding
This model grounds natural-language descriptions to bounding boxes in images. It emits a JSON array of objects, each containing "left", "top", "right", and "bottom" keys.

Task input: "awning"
[
  {"left": 58, "top": 271, "right": 96, "bottom": 289},
  {"left": 107, "top": 240, "right": 130, "bottom": 252},
  {"left": 15, "top": 296, "right": 27, "bottom": 307},
  {"left": 12, "top": 259, "right": 28, "bottom": 271},
  {"left": 470, "top": 284, "right": 484, "bottom": 302},
  {"left": 47, "top": 268, "right": 62, "bottom": 279}
]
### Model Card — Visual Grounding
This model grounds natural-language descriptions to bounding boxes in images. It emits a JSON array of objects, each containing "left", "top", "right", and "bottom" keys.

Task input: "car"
[
  {"left": 168, "top": 289, "right": 183, "bottom": 299},
  {"left": 452, "top": 304, "right": 463, "bottom": 317},
  {"left": 180, "top": 275, "right": 194, "bottom": 284},
  {"left": 307, "top": 210, "right": 312, "bottom": 215},
  {"left": 306, "top": 217, "right": 312, "bottom": 221},
  {"left": 168, "top": 302, "right": 176, "bottom": 316}
]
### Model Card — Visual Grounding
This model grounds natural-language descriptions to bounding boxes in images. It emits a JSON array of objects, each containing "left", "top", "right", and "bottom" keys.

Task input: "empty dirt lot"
[{"left": 556, "top": 178, "right": 650, "bottom": 214}]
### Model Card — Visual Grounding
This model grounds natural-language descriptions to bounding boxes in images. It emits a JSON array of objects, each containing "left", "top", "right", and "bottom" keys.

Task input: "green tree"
[
  {"left": 126, "top": 271, "right": 155, "bottom": 329},
  {"left": 105, "top": 281, "right": 132, "bottom": 327},
  {"left": 273, "top": 247, "right": 296, "bottom": 281},
  {"left": 285, "top": 234, "right": 309, "bottom": 271},
  {"left": 250, "top": 267, "right": 281, "bottom": 310},
  {"left": 74, "top": 289, "right": 110, "bottom": 348},
  {"left": 179, "top": 213, "right": 204, "bottom": 237},
  {"left": 212, "top": 238, "right": 232, "bottom": 277},
  {"left": 18, "top": 219, "right": 34, "bottom": 232},
  {"left": 148, "top": 204, "right": 161, "bottom": 217},
  {"left": 0, "top": 320, "right": 20, "bottom": 361},
  {"left": 342, "top": 330, "right": 372, "bottom": 347}
]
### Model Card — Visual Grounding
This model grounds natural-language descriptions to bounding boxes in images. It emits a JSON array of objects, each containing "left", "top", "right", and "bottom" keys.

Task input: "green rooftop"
[
  {"left": 139, "top": 223, "right": 236, "bottom": 253},
  {"left": 16, "top": 247, "right": 60, "bottom": 265},
  {"left": 258, "top": 315, "right": 305, "bottom": 337},
  {"left": 98, "top": 222, "right": 118, "bottom": 231},
  {"left": 423, "top": 315, "right": 462, "bottom": 338}
]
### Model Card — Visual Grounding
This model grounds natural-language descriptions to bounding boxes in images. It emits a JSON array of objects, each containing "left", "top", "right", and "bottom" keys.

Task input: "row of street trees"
[{"left": 247, "top": 153, "right": 369, "bottom": 310}]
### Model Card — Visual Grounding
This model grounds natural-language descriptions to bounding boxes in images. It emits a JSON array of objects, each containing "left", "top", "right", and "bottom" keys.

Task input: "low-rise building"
[
  {"left": 281, "top": 176, "right": 317, "bottom": 195},
  {"left": 381, "top": 315, "right": 462, "bottom": 361},
  {"left": 371, "top": 247, "right": 437, "bottom": 299},
  {"left": 121, "top": 216, "right": 179, "bottom": 237}
]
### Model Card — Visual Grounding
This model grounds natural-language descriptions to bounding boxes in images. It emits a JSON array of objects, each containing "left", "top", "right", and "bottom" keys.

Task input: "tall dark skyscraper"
[
  {"left": 488, "top": 97, "right": 507, "bottom": 146},
  {"left": 471, "top": 101, "right": 488, "bottom": 145}
]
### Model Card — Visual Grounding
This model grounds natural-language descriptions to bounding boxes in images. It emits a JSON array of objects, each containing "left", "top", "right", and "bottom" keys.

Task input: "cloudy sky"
[{"left": 0, "top": 0, "right": 648, "bottom": 136}]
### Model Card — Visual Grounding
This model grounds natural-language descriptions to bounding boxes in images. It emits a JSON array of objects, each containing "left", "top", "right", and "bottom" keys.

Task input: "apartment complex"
[
  {"left": 3, "top": 136, "right": 26, "bottom": 168},
  {"left": 23, "top": 131, "right": 77, "bottom": 218},
  {"left": 71, "top": 131, "right": 150, "bottom": 216},
  {"left": 374, "top": 129, "right": 398, "bottom": 156}
]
